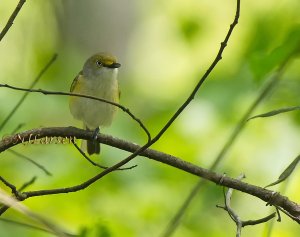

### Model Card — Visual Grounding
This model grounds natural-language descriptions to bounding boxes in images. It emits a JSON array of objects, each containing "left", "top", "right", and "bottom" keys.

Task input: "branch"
[
  {"left": 0, "top": 0, "right": 239, "bottom": 215},
  {"left": 0, "top": 126, "right": 299, "bottom": 223},
  {"left": 0, "top": 0, "right": 26, "bottom": 41},
  {"left": 18, "top": 176, "right": 37, "bottom": 192},
  {"left": 0, "top": 84, "right": 151, "bottom": 142},
  {"left": 0, "top": 176, "right": 36, "bottom": 215},
  {"left": 1, "top": 0, "right": 239, "bottom": 178},
  {"left": 217, "top": 174, "right": 276, "bottom": 237},
  {"left": 152, "top": 0, "right": 240, "bottom": 144},
  {"left": 162, "top": 32, "right": 293, "bottom": 237},
  {"left": 161, "top": 0, "right": 242, "bottom": 234},
  {"left": 72, "top": 141, "right": 137, "bottom": 171}
]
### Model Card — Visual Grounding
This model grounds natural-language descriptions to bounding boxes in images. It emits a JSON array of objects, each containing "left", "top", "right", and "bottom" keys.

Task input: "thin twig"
[
  {"left": 217, "top": 174, "right": 276, "bottom": 237},
  {"left": 264, "top": 171, "right": 291, "bottom": 237},
  {"left": 0, "top": 0, "right": 239, "bottom": 219},
  {"left": 0, "top": 176, "right": 17, "bottom": 195},
  {"left": 8, "top": 150, "right": 52, "bottom": 176},
  {"left": 275, "top": 207, "right": 281, "bottom": 222},
  {"left": 0, "top": 176, "right": 36, "bottom": 215},
  {"left": 224, "top": 174, "right": 245, "bottom": 237},
  {"left": 162, "top": 42, "right": 293, "bottom": 236},
  {"left": 31, "top": 0, "right": 242, "bottom": 216},
  {"left": 24, "top": 141, "right": 153, "bottom": 197},
  {"left": 161, "top": 0, "right": 241, "bottom": 235},
  {"left": 0, "top": 84, "right": 151, "bottom": 142},
  {"left": 18, "top": 176, "right": 37, "bottom": 192},
  {"left": 0, "top": 127, "right": 299, "bottom": 222},
  {"left": 5, "top": 129, "right": 300, "bottom": 220},
  {"left": 0, "top": 54, "right": 58, "bottom": 131},
  {"left": 276, "top": 206, "right": 299, "bottom": 223},
  {"left": 72, "top": 141, "right": 137, "bottom": 171},
  {"left": 0, "top": 0, "right": 26, "bottom": 41},
  {"left": 242, "top": 213, "right": 276, "bottom": 226},
  {"left": 1, "top": 0, "right": 238, "bottom": 177},
  {"left": 152, "top": 0, "right": 240, "bottom": 145}
]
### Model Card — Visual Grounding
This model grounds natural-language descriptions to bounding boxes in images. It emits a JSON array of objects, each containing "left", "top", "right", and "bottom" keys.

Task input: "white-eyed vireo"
[{"left": 69, "top": 52, "right": 121, "bottom": 155}]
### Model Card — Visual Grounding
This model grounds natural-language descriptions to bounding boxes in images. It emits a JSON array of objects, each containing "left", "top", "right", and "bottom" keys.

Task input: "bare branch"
[
  {"left": 0, "top": 176, "right": 36, "bottom": 215},
  {"left": 242, "top": 213, "right": 276, "bottom": 227},
  {"left": 0, "top": 0, "right": 26, "bottom": 41},
  {"left": 276, "top": 206, "right": 300, "bottom": 224},
  {"left": 0, "top": 176, "right": 17, "bottom": 195},
  {"left": 0, "top": 84, "right": 151, "bottom": 142},
  {"left": 0, "top": 126, "right": 299, "bottom": 223},
  {"left": 18, "top": 176, "right": 37, "bottom": 192},
  {"left": 1, "top": 1, "right": 239, "bottom": 224},
  {"left": 162, "top": 37, "right": 293, "bottom": 236},
  {"left": 153, "top": 0, "right": 240, "bottom": 144},
  {"left": 217, "top": 174, "right": 276, "bottom": 237},
  {"left": 72, "top": 141, "right": 137, "bottom": 171}
]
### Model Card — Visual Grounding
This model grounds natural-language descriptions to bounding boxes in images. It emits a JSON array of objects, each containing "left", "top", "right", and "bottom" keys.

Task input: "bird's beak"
[{"left": 107, "top": 62, "right": 121, "bottom": 68}]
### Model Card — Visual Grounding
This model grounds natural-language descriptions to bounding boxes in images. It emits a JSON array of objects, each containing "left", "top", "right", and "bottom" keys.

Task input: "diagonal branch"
[
  {"left": 217, "top": 174, "right": 276, "bottom": 237},
  {"left": 0, "top": 84, "right": 151, "bottom": 142},
  {"left": 0, "top": 0, "right": 26, "bottom": 41},
  {"left": 0, "top": 126, "right": 299, "bottom": 223},
  {"left": 0, "top": 0, "right": 240, "bottom": 162},
  {"left": 72, "top": 141, "right": 137, "bottom": 171},
  {"left": 0, "top": 0, "right": 243, "bottom": 220},
  {"left": 0, "top": 176, "right": 36, "bottom": 215},
  {"left": 162, "top": 50, "right": 293, "bottom": 237},
  {"left": 152, "top": 0, "right": 240, "bottom": 143}
]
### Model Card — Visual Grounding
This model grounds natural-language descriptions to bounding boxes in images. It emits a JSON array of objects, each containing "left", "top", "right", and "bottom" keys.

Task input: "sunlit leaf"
[{"left": 265, "top": 155, "right": 300, "bottom": 188}]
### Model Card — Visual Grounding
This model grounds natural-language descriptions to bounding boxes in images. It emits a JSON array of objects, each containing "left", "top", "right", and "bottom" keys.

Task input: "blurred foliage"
[
  {"left": 250, "top": 24, "right": 300, "bottom": 80},
  {"left": 0, "top": 0, "right": 300, "bottom": 236}
]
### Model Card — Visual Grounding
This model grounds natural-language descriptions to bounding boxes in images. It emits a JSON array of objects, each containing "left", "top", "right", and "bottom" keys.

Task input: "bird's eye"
[{"left": 96, "top": 60, "right": 103, "bottom": 67}]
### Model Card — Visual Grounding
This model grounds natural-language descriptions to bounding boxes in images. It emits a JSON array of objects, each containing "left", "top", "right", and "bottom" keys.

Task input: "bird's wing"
[{"left": 70, "top": 71, "right": 83, "bottom": 92}]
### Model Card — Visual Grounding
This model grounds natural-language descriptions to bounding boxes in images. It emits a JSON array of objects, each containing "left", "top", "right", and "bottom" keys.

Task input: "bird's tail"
[{"left": 81, "top": 125, "right": 100, "bottom": 155}]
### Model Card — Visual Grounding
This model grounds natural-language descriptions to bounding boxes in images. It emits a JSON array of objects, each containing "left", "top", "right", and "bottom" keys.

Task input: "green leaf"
[
  {"left": 248, "top": 106, "right": 300, "bottom": 121},
  {"left": 265, "top": 155, "right": 300, "bottom": 188},
  {"left": 250, "top": 25, "right": 300, "bottom": 80}
]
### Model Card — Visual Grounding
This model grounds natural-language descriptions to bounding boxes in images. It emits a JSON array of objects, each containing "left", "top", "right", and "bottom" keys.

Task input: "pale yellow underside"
[{"left": 69, "top": 68, "right": 119, "bottom": 129}]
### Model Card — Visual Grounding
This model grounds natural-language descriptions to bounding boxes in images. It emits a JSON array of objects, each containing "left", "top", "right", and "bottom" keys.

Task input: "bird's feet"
[{"left": 92, "top": 127, "right": 100, "bottom": 140}]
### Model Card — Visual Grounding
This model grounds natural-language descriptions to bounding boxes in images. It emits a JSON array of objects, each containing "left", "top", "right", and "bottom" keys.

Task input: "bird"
[{"left": 69, "top": 52, "right": 121, "bottom": 155}]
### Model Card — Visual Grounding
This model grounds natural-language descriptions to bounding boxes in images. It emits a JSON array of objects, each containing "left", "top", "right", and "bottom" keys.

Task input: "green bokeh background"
[{"left": 1, "top": 0, "right": 300, "bottom": 236}]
